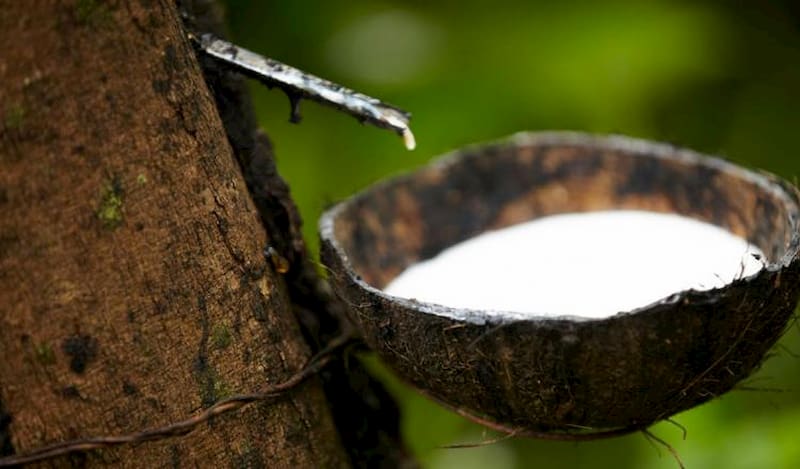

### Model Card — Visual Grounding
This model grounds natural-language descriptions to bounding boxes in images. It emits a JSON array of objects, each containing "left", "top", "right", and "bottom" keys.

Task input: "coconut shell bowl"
[{"left": 319, "top": 132, "right": 800, "bottom": 439}]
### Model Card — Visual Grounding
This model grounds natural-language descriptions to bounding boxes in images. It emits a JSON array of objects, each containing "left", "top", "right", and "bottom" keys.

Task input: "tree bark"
[
  {"left": 0, "top": 0, "right": 351, "bottom": 466},
  {"left": 177, "top": 2, "right": 411, "bottom": 467}
]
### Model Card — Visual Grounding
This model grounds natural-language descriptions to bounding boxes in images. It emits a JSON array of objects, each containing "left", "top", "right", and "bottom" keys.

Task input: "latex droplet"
[{"left": 402, "top": 128, "right": 416, "bottom": 151}]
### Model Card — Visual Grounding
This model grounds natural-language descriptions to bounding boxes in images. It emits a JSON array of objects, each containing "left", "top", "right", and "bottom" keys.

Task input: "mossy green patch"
[
  {"left": 97, "top": 179, "right": 124, "bottom": 229},
  {"left": 211, "top": 324, "right": 232, "bottom": 350},
  {"left": 213, "top": 377, "right": 232, "bottom": 400},
  {"left": 197, "top": 365, "right": 232, "bottom": 406},
  {"left": 4, "top": 104, "right": 25, "bottom": 130},
  {"left": 34, "top": 342, "right": 56, "bottom": 366},
  {"left": 75, "top": 0, "right": 112, "bottom": 27},
  {"left": 136, "top": 173, "right": 148, "bottom": 185}
]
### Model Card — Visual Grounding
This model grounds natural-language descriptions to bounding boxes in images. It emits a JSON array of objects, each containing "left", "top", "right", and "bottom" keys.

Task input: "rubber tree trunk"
[{"left": 0, "top": 0, "right": 356, "bottom": 466}]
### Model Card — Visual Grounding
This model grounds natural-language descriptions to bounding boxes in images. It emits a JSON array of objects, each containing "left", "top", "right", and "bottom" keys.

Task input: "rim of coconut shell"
[{"left": 319, "top": 131, "right": 800, "bottom": 325}]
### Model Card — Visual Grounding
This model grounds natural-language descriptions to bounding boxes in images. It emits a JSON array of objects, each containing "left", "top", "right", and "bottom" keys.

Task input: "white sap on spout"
[{"left": 383, "top": 211, "right": 766, "bottom": 318}]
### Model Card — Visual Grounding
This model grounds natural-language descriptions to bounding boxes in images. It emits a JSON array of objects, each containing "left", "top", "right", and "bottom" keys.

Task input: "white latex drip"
[{"left": 384, "top": 211, "right": 765, "bottom": 318}]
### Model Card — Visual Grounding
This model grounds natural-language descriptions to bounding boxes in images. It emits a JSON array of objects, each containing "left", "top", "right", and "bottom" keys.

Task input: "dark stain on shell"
[{"left": 319, "top": 132, "right": 800, "bottom": 435}]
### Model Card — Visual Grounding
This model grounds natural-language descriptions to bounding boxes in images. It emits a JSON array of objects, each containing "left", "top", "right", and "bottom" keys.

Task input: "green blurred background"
[{"left": 221, "top": 1, "right": 800, "bottom": 467}]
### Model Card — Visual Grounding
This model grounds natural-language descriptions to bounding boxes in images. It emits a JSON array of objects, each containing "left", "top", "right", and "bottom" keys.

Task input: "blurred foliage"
[{"left": 221, "top": 1, "right": 800, "bottom": 467}]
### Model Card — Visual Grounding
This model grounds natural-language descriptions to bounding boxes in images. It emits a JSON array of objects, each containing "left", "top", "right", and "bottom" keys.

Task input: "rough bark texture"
[
  {"left": 0, "top": 0, "right": 348, "bottom": 466},
  {"left": 177, "top": 2, "right": 413, "bottom": 467}
]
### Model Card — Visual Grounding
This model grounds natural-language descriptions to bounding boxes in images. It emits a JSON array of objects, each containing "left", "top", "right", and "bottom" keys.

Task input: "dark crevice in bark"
[
  {"left": 177, "top": 2, "right": 414, "bottom": 467},
  {"left": 0, "top": 399, "right": 13, "bottom": 458}
]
